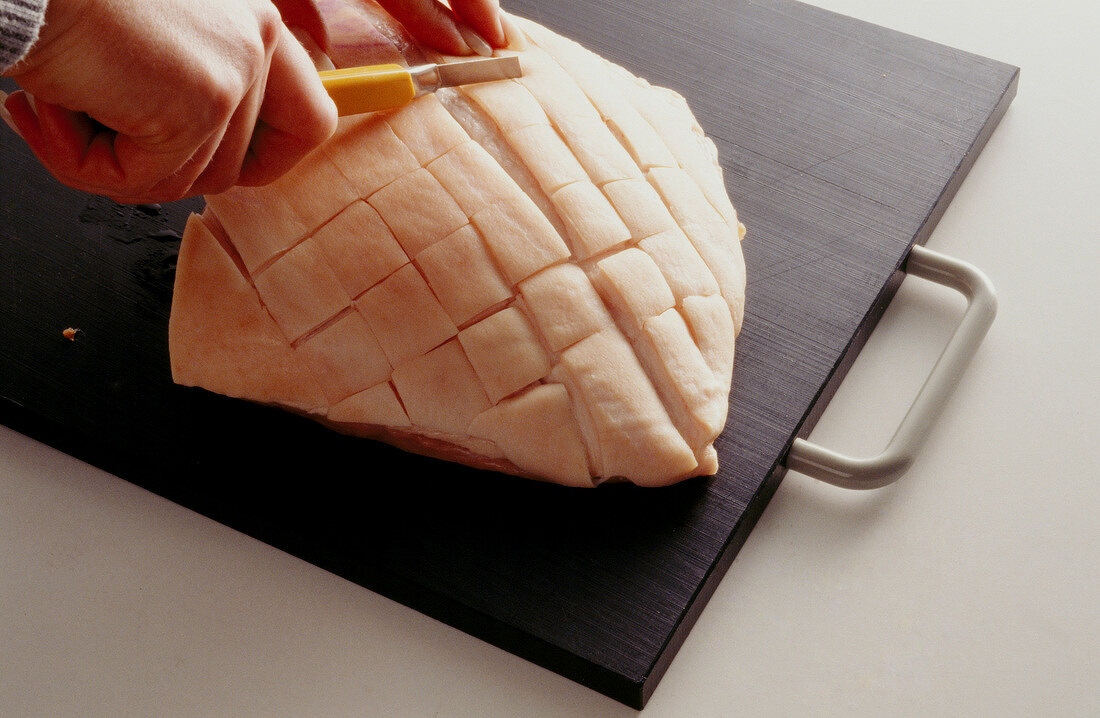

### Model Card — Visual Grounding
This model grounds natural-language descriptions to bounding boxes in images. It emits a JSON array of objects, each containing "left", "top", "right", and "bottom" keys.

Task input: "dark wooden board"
[{"left": 0, "top": 0, "right": 1017, "bottom": 708}]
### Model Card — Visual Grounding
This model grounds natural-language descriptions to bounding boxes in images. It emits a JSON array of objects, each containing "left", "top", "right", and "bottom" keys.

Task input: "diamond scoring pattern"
[{"left": 178, "top": 16, "right": 745, "bottom": 486}]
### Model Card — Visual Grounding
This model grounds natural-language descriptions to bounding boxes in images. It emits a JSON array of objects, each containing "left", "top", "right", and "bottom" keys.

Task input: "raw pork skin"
[{"left": 169, "top": 1, "right": 747, "bottom": 487}]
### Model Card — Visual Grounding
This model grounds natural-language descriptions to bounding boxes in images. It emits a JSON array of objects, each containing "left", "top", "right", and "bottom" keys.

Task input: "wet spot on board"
[
  {"left": 149, "top": 229, "right": 181, "bottom": 243},
  {"left": 133, "top": 244, "right": 180, "bottom": 305},
  {"left": 78, "top": 196, "right": 174, "bottom": 244}
]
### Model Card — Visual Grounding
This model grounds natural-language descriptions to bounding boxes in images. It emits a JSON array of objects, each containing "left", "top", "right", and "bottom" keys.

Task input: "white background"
[{"left": 3, "top": 0, "right": 1098, "bottom": 715}]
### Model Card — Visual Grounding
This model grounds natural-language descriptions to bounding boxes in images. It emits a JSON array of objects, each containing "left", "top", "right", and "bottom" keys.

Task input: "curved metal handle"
[{"left": 784, "top": 244, "right": 997, "bottom": 489}]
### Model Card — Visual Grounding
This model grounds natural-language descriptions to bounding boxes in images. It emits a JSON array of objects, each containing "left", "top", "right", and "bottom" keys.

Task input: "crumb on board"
[{"left": 62, "top": 327, "right": 79, "bottom": 341}]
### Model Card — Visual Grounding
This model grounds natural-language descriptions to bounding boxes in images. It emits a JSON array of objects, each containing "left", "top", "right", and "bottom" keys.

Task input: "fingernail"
[
  {"left": 456, "top": 21, "right": 493, "bottom": 57},
  {"left": 451, "top": 32, "right": 473, "bottom": 57},
  {"left": 1, "top": 93, "right": 23, "bottom": 139},
  {"left": 0, "top": 92, "right": 12, "bottom": 133}
]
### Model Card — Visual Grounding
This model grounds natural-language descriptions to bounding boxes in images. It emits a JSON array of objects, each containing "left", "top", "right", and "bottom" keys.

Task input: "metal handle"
[{"left": 784, "top": 244, "right": 997, "bottom": 489}]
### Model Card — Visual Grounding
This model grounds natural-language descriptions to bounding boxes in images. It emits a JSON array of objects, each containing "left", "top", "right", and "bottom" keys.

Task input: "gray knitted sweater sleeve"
[{"left": 1, "top": 0, "right": 48, "bottom": 73}]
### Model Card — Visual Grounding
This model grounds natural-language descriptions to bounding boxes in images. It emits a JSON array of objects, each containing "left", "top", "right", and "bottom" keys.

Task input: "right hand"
[{"left": 3, "top": 0, "right": 340, "bottom": 204}]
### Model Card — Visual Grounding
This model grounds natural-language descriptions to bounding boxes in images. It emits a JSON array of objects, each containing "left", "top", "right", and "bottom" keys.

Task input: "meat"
[{"left": 168, "top": 1, "right": 747, "bottom": 487}]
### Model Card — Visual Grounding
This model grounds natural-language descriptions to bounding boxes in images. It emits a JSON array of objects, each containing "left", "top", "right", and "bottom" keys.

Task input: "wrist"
[
  {"left": 0, "top": 0, "right": 49, "bottom": 75},
  {"left": 4, "top": 0, "right": 96, "bottom": 80}
]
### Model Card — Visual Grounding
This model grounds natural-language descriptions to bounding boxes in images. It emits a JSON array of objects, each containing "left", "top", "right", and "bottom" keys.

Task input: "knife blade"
[{"left": 319, "top": 56, "right": 523, "bottom": 117}]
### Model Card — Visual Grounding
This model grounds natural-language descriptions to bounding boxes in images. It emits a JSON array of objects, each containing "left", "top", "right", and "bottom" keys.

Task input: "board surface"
[{"left": 0, "top": 0, "right": 1017, "bottom": 708}]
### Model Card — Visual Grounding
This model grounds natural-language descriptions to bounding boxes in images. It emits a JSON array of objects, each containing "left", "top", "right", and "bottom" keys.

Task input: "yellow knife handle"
[{"left": 319, "top": 64, "right": 417, "bottom": 116}]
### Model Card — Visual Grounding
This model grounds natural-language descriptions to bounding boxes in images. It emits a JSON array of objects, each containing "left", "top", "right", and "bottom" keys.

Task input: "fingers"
[
  {"left": 237, "top": 23, "right": 337, "bottom": 187},
  {"left": 5, "top": 92, "right": 51, "bottom": 168},
  {"left": 139, "top": 120, "right": 232, "bottom": 200},
  {"left": 108, "top": 21, "right": 334, "bottom": 198},
  {"left": 450, "top": 0, "right": 505, "bottom": 48},
  {"left": 184, "top": 57, "right": 271, "bottom": 196},
  {"left": 4, "top": 0, "right": 510, "bottom": 205},
  {"left": 5, "top": 6, "right": 337, "bottom": 203},
  {"left": 23, "top": 98, "right": 209, "bottom": 199},
  {"left": 5, "top": 92, "right": 125, "bottom": 196},
  {"left": 7, "top": 23, "right": 335, "bottom": 202},
  {"left": 108, "top": 110, "right": 224, "bottom": 198},
  {"left": 374, "top": 0, "right": 473, "bottom": 55},
  {"left": 7, "top": 89, "right": 228, "bottom": 202},
  {"left": 270, "top": 0, "right": 329, "bottom": 50}
]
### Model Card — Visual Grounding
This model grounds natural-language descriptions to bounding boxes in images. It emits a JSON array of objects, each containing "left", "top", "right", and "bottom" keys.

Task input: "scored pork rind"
[{"left": 169, "top": 5, "right": 746, "bottom": 487}]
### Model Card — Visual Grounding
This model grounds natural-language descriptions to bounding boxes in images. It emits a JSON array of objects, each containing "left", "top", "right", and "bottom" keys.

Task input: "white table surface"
[{"left": 3, "top": 0, "right": 1098, "bottom": 715}]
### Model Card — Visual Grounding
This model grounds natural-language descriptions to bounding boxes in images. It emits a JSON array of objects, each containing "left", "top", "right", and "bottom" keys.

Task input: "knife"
[{"left": 319, "top": 56, "right": 523, "bottom": 116}]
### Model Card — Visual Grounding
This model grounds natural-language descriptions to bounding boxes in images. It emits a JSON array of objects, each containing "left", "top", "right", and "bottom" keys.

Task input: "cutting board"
[{"left": 0, "top": 0, "right": 1017, "bottom": 708}]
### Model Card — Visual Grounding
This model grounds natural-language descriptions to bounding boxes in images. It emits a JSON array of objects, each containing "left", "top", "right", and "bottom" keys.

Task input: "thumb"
[{"left": 237, "top": 23, "right": 337, "bottom": 187}]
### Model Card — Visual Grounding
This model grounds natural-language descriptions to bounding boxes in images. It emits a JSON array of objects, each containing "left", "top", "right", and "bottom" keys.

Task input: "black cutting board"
[{"left": 0, "top": 0, "right": 1017, "bottom": 709}]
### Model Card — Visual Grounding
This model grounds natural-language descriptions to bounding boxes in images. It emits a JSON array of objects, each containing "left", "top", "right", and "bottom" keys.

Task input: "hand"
[
  {"left": 2, "top": 0, "right": 506, "bottom": 204},
  {"left": 4, "top": 0, "right": 339, "bottom": 204}
]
